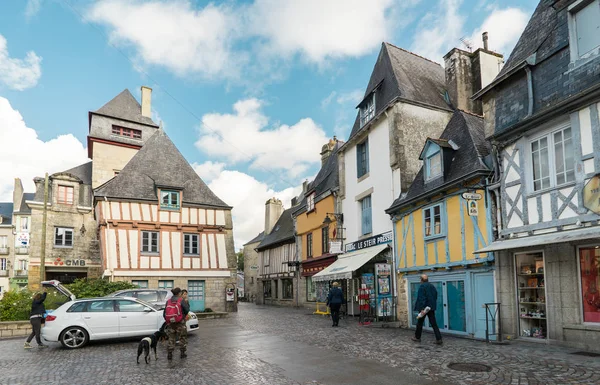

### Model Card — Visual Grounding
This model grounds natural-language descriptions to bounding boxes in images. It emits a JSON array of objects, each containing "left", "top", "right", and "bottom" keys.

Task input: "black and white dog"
[{"left": 137, "top": 330, "right": 167, "bottom": 364}]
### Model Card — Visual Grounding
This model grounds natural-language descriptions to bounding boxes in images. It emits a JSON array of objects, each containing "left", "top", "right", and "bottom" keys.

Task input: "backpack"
[{"left": 164, "top": 297, "right": 184, "bottom": 324}]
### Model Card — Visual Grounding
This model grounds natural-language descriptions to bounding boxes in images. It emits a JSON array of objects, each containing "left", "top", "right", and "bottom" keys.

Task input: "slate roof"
[
  {"left": 56, "top": 162, "right": 93, "bottom": 185},
  {"left": 256, "top": 207, "right": 295, "bottom": 251},
  {"left": 348, "top": 43, "right": 450, "bottom": 141},
  {"left": 94, "top": 129, "right": 229, "bottom": 208},
  {"left": 244, "top": 231, "right": 265, "bottom": 246},
  {"left": 93, "top": 89, "right": 158, "bottom": 127},
  {"left": 0, "top": 202, "right": 13, "bottom": 225},
  {"left": 293, "top": 140, "right": 343, "bottom": 216},
  {"left": 387, "top": 111, "right": 492, "bottom": 212},
  {"left": 15, "top": 193, "right": 35, "bottom": 214}
]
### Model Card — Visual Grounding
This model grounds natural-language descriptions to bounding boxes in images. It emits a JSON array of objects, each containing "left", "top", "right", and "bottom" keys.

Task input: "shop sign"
[
  {"left": 583, "top": 175, "right": 600, "bottom": 215},
  {"left": 16, "top": 233, "right": 29, "bottom": 246},
  {"left": 467, "top": 200, "right": 479, "bottom": 216},
  {"left": 250, "top": 265, "right": 258, "bottom": 270},
  {"left": 329, "top": 241, "right": 343, "bottom": 254},
  {"left": 53, "top": 257, "right": 86, "bottom": 266},
  {"left": 462, "top": 192, "right": 482, "bottom": 200},
  {"left": 345, "top": 231, "right": 392, "bottom": 252}
]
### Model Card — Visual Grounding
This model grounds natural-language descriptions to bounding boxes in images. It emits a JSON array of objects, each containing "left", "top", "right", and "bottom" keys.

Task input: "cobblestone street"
[{"left": 0, "top": 303, "right": 599, "bottom": 385}]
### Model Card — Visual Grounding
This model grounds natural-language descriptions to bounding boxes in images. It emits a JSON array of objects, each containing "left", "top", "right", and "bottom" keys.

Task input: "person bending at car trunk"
[
  {"left": 24, "top": 289, "right": 48, "bottom": 349},
  {"left": 163, "top": 287, "right": 190, "bottom": 360}
]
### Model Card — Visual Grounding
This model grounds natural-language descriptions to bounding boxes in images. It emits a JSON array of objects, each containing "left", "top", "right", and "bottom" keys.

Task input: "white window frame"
[
  {"left": 568, "top": 0, "right": 600, "bottom": 62},
  {"left": 158, "top": 280, "right": 174, "bottom": 289},
  {"left": 184, "top": 233, "right": 199, "bottom": 255},
  {"left": 160, "top": 190, "right": 180, "bottom": 210},
  {"left": 0, "top": 258, "right": 6, "bottom": 271},
  {"left": 527, "top": 121, "right": 575, "bottom": 193},
  {"left": 0, "top": 235, "right": 7, "bottom": 248},
  {"left": 54, "top": 227, "right": 74, "bottom": 248},
  {"left": 360, "top": 93, "right": 376, "bottom": 127},
  {"left": 307, "top": 193, "right": 316, "bottom": 212},
  {"left": 132, "top": 280, "right": 148, "bottom": 289},
  {"left": 141, "top": 231, "right": 159, "bottom": 254},
  {"left": 20, "top": 217, "right": 29, "bottom": 232}
]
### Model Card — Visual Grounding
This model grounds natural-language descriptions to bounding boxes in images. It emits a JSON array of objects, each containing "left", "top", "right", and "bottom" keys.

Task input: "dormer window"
[
  {"left": 112, "top": 125, "right": 142, "bottom": 139},
  {"left": 160, "top": 190, "right": 180, "bottom": 210},
  {"left": 424, "top": 144, "right": 442, "bottom": 181},
  {"left": 307, "top": 192, "right": 316, "bottom": 212},
  {"left": 568, "top": 0, "right": 600, "bottom": 61},
  {"left": 57, "top": 185, "right": 74, "bottom": 205},
  {"left": 359, "top": 94, "right": 375, "bottom": 127}
]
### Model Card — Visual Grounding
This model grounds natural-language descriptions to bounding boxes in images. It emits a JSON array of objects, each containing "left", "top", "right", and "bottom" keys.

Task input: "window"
[
  {"left": 0, "top": 258, "right": 6, "bottom": 271},
  {"left": 579, "top": 247, "right": 600, "bottom": 323},
  {"left": 360, "top": 94, "right": 376, "bottom": 127},
  {"left": 87, "top": 300, "right": 115, "bottom": 312},
  {"left": 141, "top": 231, "right": 159, "bottom": 253},
  {"left": 57, "top": 185, "right": 74, "bottom": 205},
  {"left": 306, "top": 277, "right": 317, "bottom": 302},
  {"left": 20, "top": 217, "right": 29, "bottom": 231},
  {"left": 530, "top": 126, "right": 574, "bottom": 191},
  {"left": 54, "top": 227, "right": 73, "bottom": 247},
  {"left": 570, "top": 0, "right": 600, "bottom": 60},
  {"left": 159, "top": 280, "right": 174, "bottom": 289},
  {"left": 357, "top": 139, "right": 370, "bottom": 178},
  {"left": 282, "top": 279, "right": 293, "bottom": 299},
  {"left": 425, "top": 144, "right": 442, "bottom": 181},
  {"left": 137, "top": 291, "right": 159, "bottom": 303},
  {"left": 67, "top": 302, "right": 87, "bottom": 313},
  {"left": 307, "top": 233, "right": 313, "bottom": 258},
  {"left": 18, "top": 260, "right": 27, "bottom": 271},
  {"left": 273, "top": 280, "right": 278, "bottom": 299},
  {"left": 184, "top": 234, "right": 199, "bottom": 255},
  {"left": 307, "top": 193, "right": 316, "bottom": 212},
  {"left": 424, "top": 204, "right": 444, "bottom": 238},
  {"left": 132, "top": 280, "right": 148, "bottom": 288},
  {"left": 117, "top": 299, "right": 147, "bottom": 312},
  {"left": 160, "top": 190, "right": 180, "bottom": 210},
  {"left": 112, "top": 125, "right": 142, "bottom": 139},
  {"left": 361, "top": 195, "right": 373, "bottom": 235},
  {"left": 0, "top": 235, "right": 7, "bottom": 248},
  {"left": 322, "top": 226, "right": 329, "bottom": 255},
  {"left": 263, "top": 281, "right": 272, "bottom": 298}
]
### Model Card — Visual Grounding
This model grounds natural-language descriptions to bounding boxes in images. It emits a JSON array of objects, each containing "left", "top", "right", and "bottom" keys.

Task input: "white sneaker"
[{"left": 23, "top": 342, "right": 32, "bottom": 349}]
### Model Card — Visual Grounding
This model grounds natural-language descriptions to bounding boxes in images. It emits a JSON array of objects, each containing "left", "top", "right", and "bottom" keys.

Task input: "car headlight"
[{"left": 189, "top": 313, "right": 197, "bottom": 319}]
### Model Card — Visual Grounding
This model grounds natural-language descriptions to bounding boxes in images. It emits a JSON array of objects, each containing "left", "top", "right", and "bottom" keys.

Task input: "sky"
[{"left": 0, "top": 0, "right": 538, "bottom": 249}]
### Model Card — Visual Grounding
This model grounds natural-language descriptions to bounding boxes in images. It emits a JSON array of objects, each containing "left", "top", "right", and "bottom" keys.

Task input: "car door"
[
  {"left": 80, "top": 300, "right": 119, "bottom": 339},
  {"left": 116, "top": 299, "right": 160, "bottom": 337}
]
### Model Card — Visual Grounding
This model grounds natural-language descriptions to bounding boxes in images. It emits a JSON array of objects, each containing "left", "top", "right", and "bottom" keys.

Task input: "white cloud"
[
  {"left": 321, "top": 89, "right": 362, "bottom": 139},
  {"left": 204, "top": 169, "right": 302, "bottom": 249},
  {"left": 0, "top": 34, "right": 42, "bottom": 91},
  {"left": 0, "top": 97, "right": 89, "bottom": 200},
  {"left": 411, "top": 0, "right": 464, "bottom": 62},
  {"left": 87, "top": 0, "right": 396, "bottom": 81},
  {"left": 469, "top": 8, "right": 530, "bottom": 56},
  {"left": 195, "top": 99, "right": 329, "bottom": 178},
  {"left": 192, "top": 161, "right": 226, "bottom": 183},
  {"left": 25, "top": 0, "right": 42, "bottom": 20}
]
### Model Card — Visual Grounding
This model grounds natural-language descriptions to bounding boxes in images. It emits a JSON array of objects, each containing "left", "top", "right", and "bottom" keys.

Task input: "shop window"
[
  {"left": 307, "top": 233, "right": 313, "bottom": 258},
  {"left": 132, "top": 280, "right": 148, "bottom": 289},
  {"left": 579, "top": 247, "right": 600, "bottom": 323},
  {"left": 160, "top": 190, "right": 180, "bottom": 210},
  {"left": 423, "top": 204, "right": 444, "bottom": 239},
  {"left": 356, "top": 139, "right": 370, "bottom": 178},
  {"left": 141, "top": 231, "right": 159, "bottom": 254},
  {"left": 306, "top": 277, "right": 317, "bottom": 302},
  {"left": 57, "top": 185, "right": 74, "bottom": 205},
  {"left": 516, "top": 252, "right": 547, "bottom": 339},
  {"left": 361, "top": 195, "right": 372, "bottom": 235},
  {"left": 184, "top": 233, "right": 199, "bottom": 255},
  {"left": 282, "top": 279, "right": 293, "bottom": 299},
  {"left": 159, "top": 280, "right": 174, "bottom": 289},
  {"left": 321, "top": 226, "right": 329, "bottom": 255},
  {"left": 54, "top": 227, "right": 73, "bottom": 247}
]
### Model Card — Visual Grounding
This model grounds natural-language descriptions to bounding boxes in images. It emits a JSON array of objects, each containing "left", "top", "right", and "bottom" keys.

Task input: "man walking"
[
  {"left": 326, "top": 282, "right": 344, "bottom": 327},
  {"left": 412, "top": 274, "right": 443, "bottom": 344},
  {"left": 163, "top": 287, "right": 190, "bottom": 360}
]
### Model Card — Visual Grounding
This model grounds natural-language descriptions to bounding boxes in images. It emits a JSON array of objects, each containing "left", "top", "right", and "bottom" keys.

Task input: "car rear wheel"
[{"left": 60, "top": 327, "right": 89, "bottom": 349}]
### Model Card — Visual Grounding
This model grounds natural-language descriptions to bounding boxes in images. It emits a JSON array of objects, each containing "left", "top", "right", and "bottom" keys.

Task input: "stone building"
[
  {"left": 0, "top": 201, "right": 14, "bottom": 297},
  {"left": 94, "top": 128, "right": 237, "bottom": 313},
  {"left": 473, "top": 0, "right": 600, "bottom": 351},
  {"left": 243, "top": 231, "right": 264, "bottom": 303},
  {"left": 10, "top": 179, "right": 34, "bottom": 290}
]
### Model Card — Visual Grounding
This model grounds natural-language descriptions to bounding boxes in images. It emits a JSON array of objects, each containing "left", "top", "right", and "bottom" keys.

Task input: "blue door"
[
  {"left": 473, "top": 272, "right": 495, "bottom": 340},
  {"left": 188, "top": 280, "right": 205, "bottom": 312}
]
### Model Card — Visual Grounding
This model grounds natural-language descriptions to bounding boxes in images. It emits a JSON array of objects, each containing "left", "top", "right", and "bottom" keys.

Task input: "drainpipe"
[{"left": 525, "top": 66, "right": 534, "bottom": 117}]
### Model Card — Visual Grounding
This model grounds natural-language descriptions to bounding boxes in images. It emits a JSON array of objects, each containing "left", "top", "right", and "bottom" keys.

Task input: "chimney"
[
  {"left": 264, "top": 197, "right": 284, "bottom": 235},
  {"left": 320, "top": 137, "right": 337, "bottom": 167},
  {"left": 482, "top": 32, "right": 489, "bottom": 51},
  {"left": 141, "top": 86, "right": 152, "bottom": 118},
  {"left": 302, "top": 180, "right": 308, "bottom": 194},
  {"left": 13, "top": 178, "right": 24, "bottom": 209}
]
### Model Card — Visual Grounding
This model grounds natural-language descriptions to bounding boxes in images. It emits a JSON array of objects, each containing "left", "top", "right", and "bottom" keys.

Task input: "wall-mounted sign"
[
  {"left": 250, "top": 265, "right": 258, "bottom": 270},
  {"left": 583, "top": 175, "right": 600, "bottom": 215},
  {"left": 329, "top": 241, "right": 343, "bottom": 254},
  {"left": 345, "top": 231, "right": 392, "bottom": 252},
  {"left": 16, "top": 233, "right": 29, "bottom": 246},
  {"left": 52, "top": 258, "right": 86, "bottom": 266},
  {"left": 468, "top": 200, "right": 479, "bottom": 216},
  {"left": 462, "top": 192, "right": 482, "bottom": 200}
]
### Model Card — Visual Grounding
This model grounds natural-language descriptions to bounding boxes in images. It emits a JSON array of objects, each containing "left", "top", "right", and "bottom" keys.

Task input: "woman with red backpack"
[{"left": 163, "top": 287, "right": 190, "bottom": 360}]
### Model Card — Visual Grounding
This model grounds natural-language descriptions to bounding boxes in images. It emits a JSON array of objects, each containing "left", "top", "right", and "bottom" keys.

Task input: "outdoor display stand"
[{"left": 358, "top": 284, "right": 372, "bottom": 325}]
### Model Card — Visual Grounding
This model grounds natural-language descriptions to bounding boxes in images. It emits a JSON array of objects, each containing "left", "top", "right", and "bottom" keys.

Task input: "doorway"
[{"left": 188, "top": 280, "right": 205, "bottom": 312}]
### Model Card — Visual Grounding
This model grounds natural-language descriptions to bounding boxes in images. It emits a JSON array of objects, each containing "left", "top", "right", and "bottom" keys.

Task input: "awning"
[
  {"left": 312, "top": 244, "right": 389, "bottom": 282},
  {"left": 474, "top": 226, "right": 600, "bottom": 254}
]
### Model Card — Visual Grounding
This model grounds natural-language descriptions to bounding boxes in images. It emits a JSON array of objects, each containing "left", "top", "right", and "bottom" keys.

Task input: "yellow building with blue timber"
[{"left": 386, "top": 110, "right": 498, "bottom": 339}]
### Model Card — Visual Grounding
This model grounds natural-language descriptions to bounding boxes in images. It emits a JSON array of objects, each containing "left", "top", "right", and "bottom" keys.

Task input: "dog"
[{"left": 137, "top": 330, "right": 167, "bottom": 364}]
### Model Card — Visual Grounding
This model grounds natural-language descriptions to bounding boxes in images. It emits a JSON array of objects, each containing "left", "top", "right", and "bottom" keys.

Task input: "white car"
[{"left": 41, "top": 297, "right": 198, "bottom": 349}]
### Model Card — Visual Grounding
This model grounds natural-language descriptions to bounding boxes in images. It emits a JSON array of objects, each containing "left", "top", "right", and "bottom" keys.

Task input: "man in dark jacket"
[
  {"left": 326, "top": 282, "right": 344, "bottom": 327},
  {"left": 163, "top": 287, "right": 190, "bottom": 360},
  {"left": 24, "top": 289, "right": 48, "bottom": 349},
  {"left": 412, "top": 275, "right": 443, "bottom": 344}
]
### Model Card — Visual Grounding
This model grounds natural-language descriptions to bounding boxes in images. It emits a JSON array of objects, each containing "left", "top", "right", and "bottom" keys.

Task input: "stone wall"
[
  {"left": 243, "top": 241, "right": 260, "bottom": 303},
  {"left": 0, "top": 321, "right": 31, "bottom": 338}
]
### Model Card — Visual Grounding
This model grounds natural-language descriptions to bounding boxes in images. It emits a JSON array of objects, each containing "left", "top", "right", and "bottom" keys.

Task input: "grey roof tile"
[
  {"left": 16, "top": 193, "right": 35, "bottom": 214},
  {"left": 256, "top": 207, "right": 295, "bottom": 250},
  {"left": 0, "top": 202, "right": 14, "bottom": 225},
  {"left": 57, "top": 161, "right": 93, "bottom": 185},
  {"left": 94, "top": 129, "right": 229, "bottom": 208},
  {"left": 93, "top": 89, "right": 158, "bottom": 127}
]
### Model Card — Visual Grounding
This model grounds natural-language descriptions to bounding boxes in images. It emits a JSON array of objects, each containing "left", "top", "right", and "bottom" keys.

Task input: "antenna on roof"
[{"left": 459, "top": 37, "right": 473, "bottom": 52}]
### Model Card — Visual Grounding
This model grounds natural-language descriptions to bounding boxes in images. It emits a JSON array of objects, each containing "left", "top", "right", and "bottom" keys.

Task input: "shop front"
[{"left": 477, "top": 227, "right": 600, "bottom": 351}]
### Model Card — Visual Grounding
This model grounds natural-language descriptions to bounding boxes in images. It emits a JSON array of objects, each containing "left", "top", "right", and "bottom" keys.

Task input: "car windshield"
[{"left": 134, "top": 297, "right": 158, "bottom": 310}]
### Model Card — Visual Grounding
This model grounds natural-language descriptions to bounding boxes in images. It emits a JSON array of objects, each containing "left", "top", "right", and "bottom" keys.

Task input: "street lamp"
[{"left": 322, "top": 213, "right": 343, "bottom": 225}]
